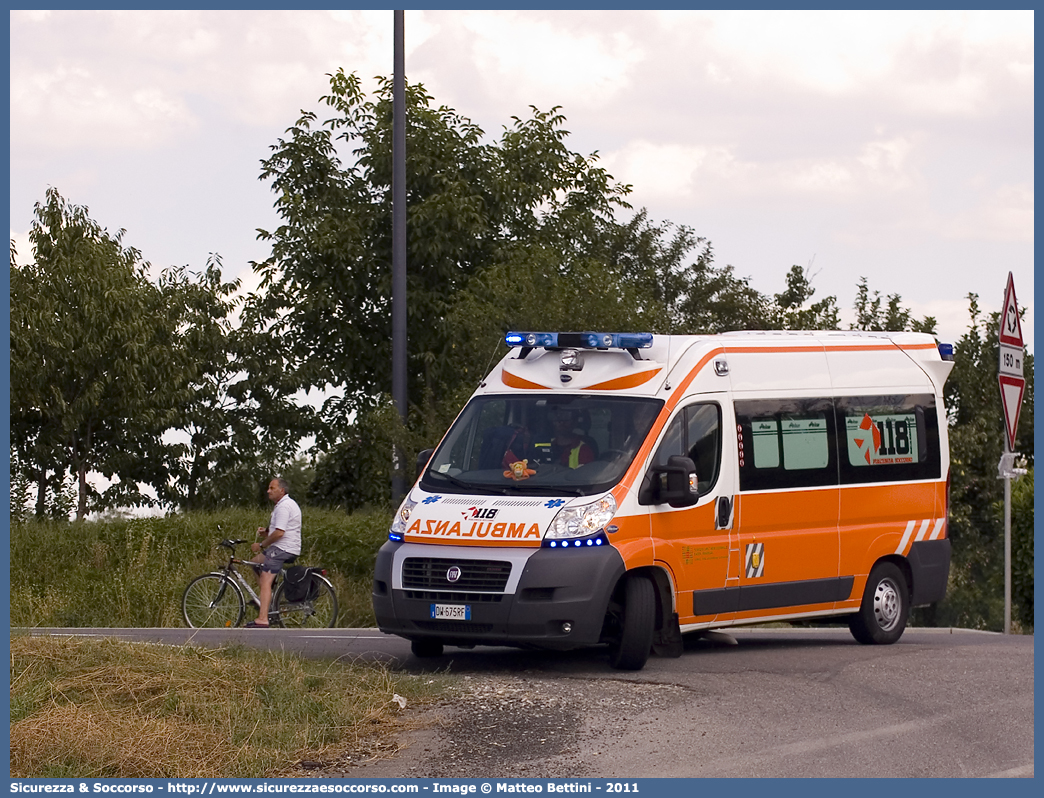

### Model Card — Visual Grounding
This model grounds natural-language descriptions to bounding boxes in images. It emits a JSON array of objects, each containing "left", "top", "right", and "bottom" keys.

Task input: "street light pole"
[{"left": 391, "top": 10, "right": 407, "bottom": 501}]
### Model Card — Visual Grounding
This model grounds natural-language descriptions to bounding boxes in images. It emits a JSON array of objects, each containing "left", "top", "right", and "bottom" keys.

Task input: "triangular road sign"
[
  {"left": 999, "top": 272, "right": 1024, "bottom": 348},
  {"left": 999, "top": 374, "right": 1026, "bottom": 452}
]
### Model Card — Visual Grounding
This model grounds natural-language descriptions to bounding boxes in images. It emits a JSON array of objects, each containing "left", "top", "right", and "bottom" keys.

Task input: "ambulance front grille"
[
  {"left": 404, "top": 590, "right": 503, "bottom": 603},
  {"left": 402, "top": 557, "right": 512, "bottom": 592}
]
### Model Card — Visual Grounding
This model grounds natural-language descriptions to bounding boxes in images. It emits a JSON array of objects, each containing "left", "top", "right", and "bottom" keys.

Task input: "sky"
[{"left": 9, "top": 8, "right": 1035, "bottom": 351}]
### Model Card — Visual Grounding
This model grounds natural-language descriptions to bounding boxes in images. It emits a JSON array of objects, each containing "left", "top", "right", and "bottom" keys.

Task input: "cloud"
[
  {"left": 602, "top": 132, "right": 921, "bottom": 207},
  {"left": 458, "top": 11, "right": 643, "bottom": 109},
  {"left": 11, "top": 62, "right": 196, "bottom": 149},
  {"left": 10, "top": 10, "right": 398, "bottom": 153},
  {"left": 943, "top": 184, "right": 1034, "bottom": 243},
  {"left": 653, "top": 9, "right": 1032, "bottom": 108}
]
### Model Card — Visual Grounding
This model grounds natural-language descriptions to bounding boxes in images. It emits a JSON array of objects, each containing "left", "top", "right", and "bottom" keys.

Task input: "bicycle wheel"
[
  {"left": 274, "top": 574, "right": 338, "bottom": 628},
  {"left": 182, "top": 573, "right": 245, "bottom": 628}
]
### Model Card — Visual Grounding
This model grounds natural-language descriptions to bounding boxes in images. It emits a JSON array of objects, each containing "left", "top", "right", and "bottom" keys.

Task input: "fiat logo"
[{"left": 446, "top": 566, "right": 462, "bottom": 583}]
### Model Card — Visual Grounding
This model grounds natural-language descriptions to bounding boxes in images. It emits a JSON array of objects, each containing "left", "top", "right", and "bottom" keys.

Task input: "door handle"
[{"left": 716, "top": 496, "right": 733, "bottom": 530}]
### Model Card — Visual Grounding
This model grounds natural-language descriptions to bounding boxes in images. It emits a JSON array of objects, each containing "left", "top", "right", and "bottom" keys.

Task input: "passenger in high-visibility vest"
[{"left": 549, "top": 408, "right": 595, "bottom": 468}]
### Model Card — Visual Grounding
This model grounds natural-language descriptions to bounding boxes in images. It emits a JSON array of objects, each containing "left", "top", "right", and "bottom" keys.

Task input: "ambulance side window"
[
  {"left": 643, "top": 402, "right": 722, "bottom": 502},
  {"left": 736, "top": 398, "right": 837, "bottom": 491},
  {"left": 836, "top": 394, "right": 941, "bottom": 484}
]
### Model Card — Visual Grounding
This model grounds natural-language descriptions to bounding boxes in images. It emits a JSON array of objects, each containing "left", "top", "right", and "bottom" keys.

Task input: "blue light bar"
[
  {"left": 938, "top": 343, "right": 954, "bottom": 362},
  {"left": 505, "top": 332, "right": 653, "bottom": 350}
]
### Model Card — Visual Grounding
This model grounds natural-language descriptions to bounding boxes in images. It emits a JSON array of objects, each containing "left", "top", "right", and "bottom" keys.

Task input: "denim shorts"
[{"left": 261, "top": 546, "right": 298, "bottom": 574}]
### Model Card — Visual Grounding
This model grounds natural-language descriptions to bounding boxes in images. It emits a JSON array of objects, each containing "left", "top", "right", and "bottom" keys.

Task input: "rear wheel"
[
  {"left": 274, "top": 575, "right": 338, "bottom": 628},
  {"left": 849, "top": 562, "right": 909, "bottom": 645},
  {"left": 411, "top": 639, "right": 445, "bottom": 658},
  {"left": 608, "top": 575, "right": 656, "bottom": 670},
  {"left": 182, "top": 574, "right": 245, "bottom": 629}
]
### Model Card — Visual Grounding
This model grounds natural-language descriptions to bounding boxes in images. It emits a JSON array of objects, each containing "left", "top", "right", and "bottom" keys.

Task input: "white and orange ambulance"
[{"left": 373, "top": 330, "right": 954, "bottom": 669}]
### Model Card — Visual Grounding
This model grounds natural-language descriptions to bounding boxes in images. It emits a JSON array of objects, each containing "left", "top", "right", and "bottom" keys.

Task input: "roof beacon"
[{"left": 505, "top": 331, "right": 654, "bottom": 358}]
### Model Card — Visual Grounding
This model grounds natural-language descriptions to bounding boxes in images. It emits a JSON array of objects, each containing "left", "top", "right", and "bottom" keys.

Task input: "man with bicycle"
[{"left": 246, "top": 476, "right": 302, "bottom": 628}]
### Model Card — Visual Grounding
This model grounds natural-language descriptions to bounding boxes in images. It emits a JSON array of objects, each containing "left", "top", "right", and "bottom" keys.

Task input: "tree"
[
  {"left": 163, "top": 258, "right": 322, "bottom": 510},
  {"left": 10, "top": 188, "right": 188, "bottom": 519},
  {"left": 770, "top": 264, "right": 841, "bottom": 331},
  {"left": 251, "top": 71, "right": 635, "bottom": 434},
  {"left": 852, "top": 275, "right": 936, "bottom": 333}
]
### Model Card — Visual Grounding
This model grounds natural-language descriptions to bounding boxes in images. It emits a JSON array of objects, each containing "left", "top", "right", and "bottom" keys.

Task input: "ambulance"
[{"left": 372, "top": 330, "right": 954, "bottom": 670}]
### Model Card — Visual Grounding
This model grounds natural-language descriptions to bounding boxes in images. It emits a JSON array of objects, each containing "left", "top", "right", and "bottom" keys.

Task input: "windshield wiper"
[
  {"left": 423, "top": 470, "right": 475, "bottom": 491},
  {"left": 498, "top": 483, "right": 586, "bottom": 497}
]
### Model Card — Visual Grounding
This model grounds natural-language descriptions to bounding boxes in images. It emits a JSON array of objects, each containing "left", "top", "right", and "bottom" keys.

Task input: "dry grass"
[
  {"left": 10, "top": 635, "right": 449, "bottom": 778},
  {"left": 12, "top": 705, "right": 241, "bottom": 778}
]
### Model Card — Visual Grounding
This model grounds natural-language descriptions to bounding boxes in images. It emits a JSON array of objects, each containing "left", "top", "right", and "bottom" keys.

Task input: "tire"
[
  {"left": 849, "top": 562, "right": 909, "bottom": 645},
  {"left": 182, "top": 574, "right": 245, "bottom": 629},
  {"left": 274, "top": 574, "right": 338, "bottom": 628},
  {"left": 608, "top": 575, "right": 656, "bottom": 670},
  {"left": 411, "top": 638, "right": 445, "bottom": 658}
]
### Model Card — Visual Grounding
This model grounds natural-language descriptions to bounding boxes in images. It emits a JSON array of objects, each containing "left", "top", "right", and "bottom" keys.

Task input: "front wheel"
[
  {"left": 274, "top": 574, "right": 338, "bottom": 628},
  {"left": 182, "top": 573, "right": 245, "bottom": 628},
  {"left": 608, "top": 574, "right": 656, "bottom": 670},
  {"left": 849, "top": 562, "right": 909, "bottom": 645}
]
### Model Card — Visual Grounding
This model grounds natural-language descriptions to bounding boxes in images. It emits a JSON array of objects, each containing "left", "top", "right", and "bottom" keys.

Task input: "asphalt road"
[{"left": 21, "top": 626, "right": 1034, "bottom": 778}]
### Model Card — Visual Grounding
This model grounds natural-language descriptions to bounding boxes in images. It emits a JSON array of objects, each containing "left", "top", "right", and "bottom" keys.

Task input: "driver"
[{"left": 548, "top": 407, "right": 595, "bottom": 469}]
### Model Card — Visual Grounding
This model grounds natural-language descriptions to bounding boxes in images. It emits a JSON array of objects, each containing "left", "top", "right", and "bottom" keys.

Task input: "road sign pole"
[
  {"left": 996, "top": 271, "right": 1023, "bottom": 636},
  {"left": 1002, "top": 467, "right": 1010, "bottom": 635},
  {"left": 391, "top": 9, "right": 407, "bottom": 502}
]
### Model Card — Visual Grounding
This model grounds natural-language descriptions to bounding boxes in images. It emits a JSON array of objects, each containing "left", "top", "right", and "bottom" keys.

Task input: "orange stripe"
[
  {"left": 501, "top": 370, "right": 550, "bottom": 390},
  {"left": 587, "top": 368, "right": 662, "bottom": 391},
  {"left": 726, "top": 343, "right": 894, "bottom": 354},
  {"left": 618, "top": 347, "right": 724, "bottom": 493}
]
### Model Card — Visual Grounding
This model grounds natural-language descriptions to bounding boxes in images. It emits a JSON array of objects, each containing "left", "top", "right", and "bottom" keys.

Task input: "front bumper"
[{"left": 372, "top": 541, "right": 625, "bottom": 650}]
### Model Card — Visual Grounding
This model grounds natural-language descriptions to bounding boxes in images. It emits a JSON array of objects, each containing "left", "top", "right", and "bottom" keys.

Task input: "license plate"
[{"left": 431, "top": 603, "right": 471, "bottom": 621}]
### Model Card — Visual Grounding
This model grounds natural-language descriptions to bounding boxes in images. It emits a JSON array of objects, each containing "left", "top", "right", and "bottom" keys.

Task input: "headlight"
[
  {"left": 547, "top": 494, "right": 617, "bottom": 540},
  {"left": 389, "top": 496, "right": 418, "bottom": 540}
]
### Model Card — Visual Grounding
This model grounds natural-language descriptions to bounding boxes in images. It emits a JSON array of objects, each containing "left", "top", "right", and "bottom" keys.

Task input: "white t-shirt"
[{"left": 269, "top": 494, "right": 302, "bottom": 555}]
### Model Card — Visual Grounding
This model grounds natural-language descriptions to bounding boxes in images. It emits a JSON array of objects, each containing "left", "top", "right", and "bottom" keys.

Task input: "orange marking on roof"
[
  {"left": 586, "top": 368, "right": 662, "bottom": 391},
  {"left": 501, "top": 370, "right": 550, "bottom": 390},
  {"left": 726, "top": 343, "right": 898, "bottom": 354}
]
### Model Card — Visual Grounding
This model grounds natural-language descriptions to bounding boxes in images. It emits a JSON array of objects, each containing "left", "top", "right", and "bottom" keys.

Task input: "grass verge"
[
  {"left": 10, "top": 634, "right": 452, "bottom": 778},
  {"left": 11, "top": 507, "right": 393, "bottom": 628}
]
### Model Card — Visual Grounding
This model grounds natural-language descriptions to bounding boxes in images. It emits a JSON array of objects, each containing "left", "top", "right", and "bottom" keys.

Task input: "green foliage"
[
  {"left": 10, "top": 506, "right": 393, "bottom": 629},
  {"left": 926, "top": 294, "right": 1034, "bottom": 631},
  {"left": 10, "top": 190, "right": 321, "bottom": 517},
  {"left": 252, "top": 71, "right": 637, "bottom": 434},
  {"left": 163, "top": 257, "right": 322, "bottom": 511},
  {"left": 1010, "top": 469, "right": 1034, "bottom": 628},
  {"left": 771, "top": 265, "right": 841, "bottom": 331},
  {"left": 308, "top": 402, "right": 418, "bottom": 512},
  {"left": 10, "top": 188, "right": 188, "bottom": 519},
  {"left": 851, "top": 275, "right": 937, "bottom": 333}
]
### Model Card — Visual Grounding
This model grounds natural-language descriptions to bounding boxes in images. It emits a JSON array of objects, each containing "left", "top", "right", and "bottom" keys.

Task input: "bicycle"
[{"left": 182, "top": 538, "right": 338, "bottom": 629}]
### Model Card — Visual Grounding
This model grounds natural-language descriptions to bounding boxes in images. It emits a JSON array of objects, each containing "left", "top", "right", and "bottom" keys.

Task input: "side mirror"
[
  {"left": 654, "top": 455, "right": 699, "bottom": 508},
  {"left": 416, "top": 448, "right": 435, "bottom": 480}
]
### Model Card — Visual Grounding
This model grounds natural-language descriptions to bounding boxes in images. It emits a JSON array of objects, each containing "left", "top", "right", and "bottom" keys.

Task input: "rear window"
[
  {"left": 736, "top": 393, "right": 941, "bottom": 491},
  {"left": 836, "top": 394, "right": 940, "bottom": 484}
]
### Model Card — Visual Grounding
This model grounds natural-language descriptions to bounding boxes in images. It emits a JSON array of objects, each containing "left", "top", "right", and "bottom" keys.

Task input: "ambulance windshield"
[{"left": 420, "top": 395, "right": 664, "bottom": 496}]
